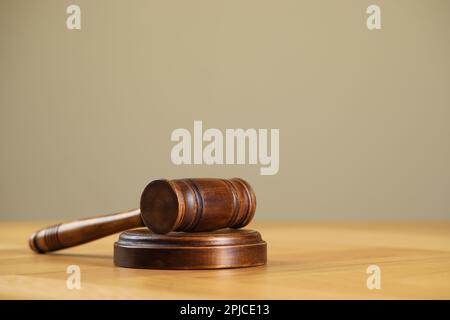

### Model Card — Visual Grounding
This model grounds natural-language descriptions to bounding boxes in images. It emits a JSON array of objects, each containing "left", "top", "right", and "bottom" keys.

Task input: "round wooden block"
[{"left": 114, "top": 228, "right": 267, "bottom": 269}]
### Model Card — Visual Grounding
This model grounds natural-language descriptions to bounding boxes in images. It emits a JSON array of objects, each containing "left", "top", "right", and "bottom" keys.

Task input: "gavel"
[{"left": 29, "top": 178, "right": 256, "bottom": 253}]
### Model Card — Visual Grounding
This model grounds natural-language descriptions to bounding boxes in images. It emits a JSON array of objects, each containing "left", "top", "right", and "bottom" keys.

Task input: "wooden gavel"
[{"left": 29, "top": 178, "right": 256, "bottom": 253}]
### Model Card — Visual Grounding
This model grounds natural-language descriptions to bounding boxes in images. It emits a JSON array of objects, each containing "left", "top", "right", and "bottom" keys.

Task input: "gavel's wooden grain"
[{"left": 1, "top": 222, "right": 450, "bottom": 299}]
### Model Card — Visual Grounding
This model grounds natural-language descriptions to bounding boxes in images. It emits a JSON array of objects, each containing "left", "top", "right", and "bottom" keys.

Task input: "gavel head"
[{"left": 140, "top": 178, "right": 256, "bottom": 234}]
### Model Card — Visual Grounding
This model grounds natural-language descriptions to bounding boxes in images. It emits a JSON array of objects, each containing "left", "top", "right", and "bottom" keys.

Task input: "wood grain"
[{"left": 1, "top": 222, "right": 450, "bottom": 299}]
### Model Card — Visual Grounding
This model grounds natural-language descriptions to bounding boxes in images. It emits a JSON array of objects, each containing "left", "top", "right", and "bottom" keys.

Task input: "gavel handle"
[{"left": 29, "top": 209, "right": 144, "bottom": 253}]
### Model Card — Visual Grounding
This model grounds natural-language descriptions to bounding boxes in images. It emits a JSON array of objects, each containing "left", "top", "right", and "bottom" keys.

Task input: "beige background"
[{"left": 1, "top": 0, "right": 449, "bottom": 221}]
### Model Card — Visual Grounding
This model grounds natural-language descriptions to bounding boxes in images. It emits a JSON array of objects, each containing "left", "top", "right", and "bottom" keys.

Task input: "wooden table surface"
[{"left": 1, "top": 221, "right": 449, "bottom": 299}]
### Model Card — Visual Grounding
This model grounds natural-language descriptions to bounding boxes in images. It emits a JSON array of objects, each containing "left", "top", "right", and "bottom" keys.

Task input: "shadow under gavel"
[{"left": 29, "top": 178, "right": 256, "bottom": 253}]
